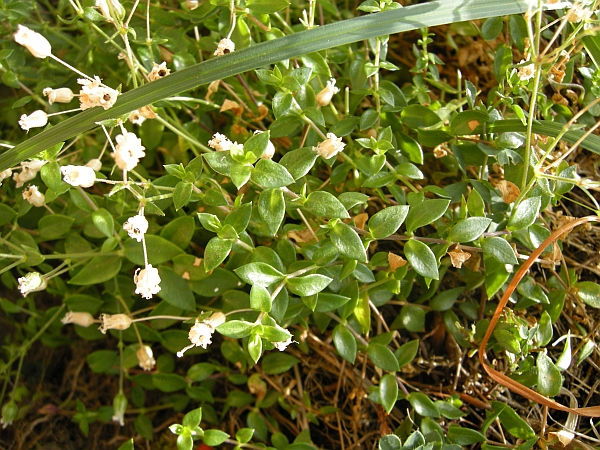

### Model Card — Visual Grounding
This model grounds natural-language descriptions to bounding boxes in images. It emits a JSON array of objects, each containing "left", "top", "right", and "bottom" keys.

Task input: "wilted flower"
[
  {"left": 186, "top": 0, "right": 199, "bottom": 10},
  {"left": 177, "top": 312, "right": 226, "bottom": 357},
  {"left": 147, "top": 62, "right": 170, "bottom": 81},
  {"left": 13, "top": 160, "right": 46, "bottom": 188},
  {"left": 99, "top": 313, "right": 132, "bottom": 334},
  {"left": 313, "top": 133, "right": 345, "bottom": 159},
  {"left": 134, "top": 264, "right": 161, "bottom": 299},
  {"left": 22, "top": 185, "right": 45, "bottom": 207},
  {"left": 136, "top": 345, "right": 156, "bottom": 371},
  {"left": 43, "top": 87, "right": 74, "bottom": 105},
  {"left": 273, "top": 336, "right": 294, "bottom": 351},
  {"left": 14, "top": 25, "right": 52, "bottom": 59},
  {"left": 85, "top": 158, "right": 102, "bottom": 171},
  {"left": 517, "top": 60, "right": 535, "bottom": 81},
  {"left": 214, "top": 38, "right": 235, "bottom": 56},
  {"left": 60, "top": 165, "right": 96, "bottom": 188},
  {"left": 96, "top": 0, "right": 126, "bottom": 22},
  {"left": 78, "top": 76, "right": 119, "bottom": 110},
  {"left": 0, "top": 169, "right": 12, "bottom": 186},
  {"left": 1, "top": 401, "right": 18, "bottom": 429},
  {"left": 316, "top": 78, "right": 340, "bottom": 107},
  {"left": 18, "top": 272, "right": 47, "bottom": 297},
  {"left": 61, "top": 311, "right": 95, "bottom": 327},
  {"left": 19, "top": 110, "right": 48, "bottom": 132},
  {"left": 123, "top": 214, "right": 148, "bottom": 242},
  {"left": 111, "top": 132, "right": 146, "bottom": 171},
  {"left": 208, "top": 132, "right": 236, "bottom": 152}
]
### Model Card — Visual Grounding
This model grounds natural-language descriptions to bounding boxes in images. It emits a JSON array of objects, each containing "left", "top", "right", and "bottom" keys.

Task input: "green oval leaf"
[
  {"left": 333, "top": 324, "right": 357, "bottom": 364},
  {"left": 69, "top": 256, "right": 122, "bottom": 285},
  {"left": 124, "top": 235, "right": 184, "bottom": 265},
  {"left": 286, "top": 274, "right": 332, "bottom": 297},
  {"left": 405, "top": 199, "right": 450, "bottom": 234},
  {"left": 408, "top": 392, "right": 440, "bottom": 418},
  {"left": 404, "top": 239, "right": 439, "bottom": 280},
  {"left": 507, "top": 197, "right": 541, "bottom": 231},
  {"left": 259, "top": 188, "right": 286, "bottom": 236},
  {"left": 481, "top": 236, "right": 518, "bottom": 264},
  {"left": 447, "top": 217, "right": 492, "bottom": 243},
  {"left": 234, "top": 262, "right": 284, "bottom": 286},
  {"left": 368, "top": 205, "right": 409, "bottom": 239},
  {"left": 204, "top": 237, "right": 233, "bottom": 271},
  {"left": 304, "top": 191, "right": 350, "bottom": 219},
  {"left": 367, "top": 343, "right": 400, "bottom": 372},
  {"left": 251, "top": 159, "right": 295, "bottom": 188},
  {"left": 380, "top": 374, "right": 398, "bottom": 414},
  {"left": 331, "top": 222, "right": 367, "bottom": 262}
]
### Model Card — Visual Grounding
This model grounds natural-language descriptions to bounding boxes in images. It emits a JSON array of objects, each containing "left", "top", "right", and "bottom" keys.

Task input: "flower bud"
[
  {"left": 112, "top": 392, "right": 127, "bottom": 426},
  {"left": 96, "top": 0, "right": 126, "bottom": 22},
  {"left": 14, "top": 25, "right": 52, "bottom": 59},
  {"left": 19, "top": 110, "right": 48, "bottom": 132},
  {"left": 60, "top": 165, "right": 96, "bottom": 188},
  {"left": 99, "top": 313, "right": 132, "bottom": 334},
  {"left": 85, "top": 159, "right": 102, "bottom": 171},
  {"left": 186, "top": 0, "right": 199, "bottom": 10},
  {"left": 316, "top": 78, "right": 340, "bottom": 107},
  {"left": 18, "top": 272, "right": 47, "bottom": 297},
  {"left": 61, "top": 311, "right": 95, "bottom": 327},
  {"left": 1, "top": 400, "right": 18, "bottom": 429},
  {"left": 136, "top": 345, "right": 156, "bottom": 371},
  {"left": 22, "top": 185, "right": 45, "bottom": 207},
  {"left": 43, "top": 87, "right": 75, "bottom": 105}
]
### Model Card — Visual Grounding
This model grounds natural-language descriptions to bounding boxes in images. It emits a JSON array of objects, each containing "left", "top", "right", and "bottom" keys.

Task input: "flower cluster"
[
  {"left": 177, "top": 312, "right": 226, "bottom": 357},
  {"left": 112, "top": 131, "right": 146, "bottom": 171}
]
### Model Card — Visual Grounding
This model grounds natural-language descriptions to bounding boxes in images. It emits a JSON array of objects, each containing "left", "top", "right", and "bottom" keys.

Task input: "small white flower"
[
  {"left": 208, "top": 132, "right": 238, "bottom": 152},
  {"left": 60, "top": 165, "right": 96, "bottom": 188},
  {"left": 19, "top": 110, "right": 48, "bottom": 132},
  {"left": 123, "top": 215, "right": 148, "bottom": 242},
  {"left": 147, "top": 62, "right": 170, "bottom": 82},
  {"left": 567, "top": 3, "right": 593, "bottom": 22},
  {"left": 0, "top": 169, "right": 13, "bottom": 186},
  {"left": 128, "top": 110, "right": 146, "bottom": 126},
  {"left": 136, "top": 345, "right": 156, "bottom": 371},
  {"left": 253, "top": 130, "right": 276, "bottom": 159},
  {"left": 13, "top": 160, "right": 46, "bottom": 188},
  {"left": 78, "top": 76, "right": 119, "bottom": 111},
  {"left": 517, "top": 60, "right": 535, "bottom": 81},
  {"left": 214, "top": 38, "right": 235, "bottom": 56},
  {"left": 43, "top": 87, "right": 74, "bottom": 105},
  {"left": 22, "top": 185, "right": 45, "bottom": 207},
  {"left": 273, "top": 336, "right": 294, "bottom": 351},
  {"left": 111, "top": 132, "right": 146, "bottom": 171},
  {"left": 134, "top": 264, "right": 161, "bottom": 299},
  {"left": 13, "top": 25, "right": 52, "bottom": 59},
  {"left": 99, "top": 313, "right": 132, "bottom": 334},
  {"left": 85, "top": 158, "right": 102, "bottom": 171},
  {"left": 313, "top": 133, "right": 345, "bottom": 159},
  {"left": 177, "top": 312, "right": 226, "bottom": 357},
  {"left": 61, "top": 311, "right": 95, "bottom": 327},
  {"left": 316, "top": 78, "right": 340, "bottom": 107},
  {"left": 18, "top": 272, "right": 47, "bottom": 297}
]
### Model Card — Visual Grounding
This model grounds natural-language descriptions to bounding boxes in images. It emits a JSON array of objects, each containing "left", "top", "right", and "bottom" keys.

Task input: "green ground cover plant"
[{"left": 1, "top": 0, "right": 600, "bottom": 448}]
